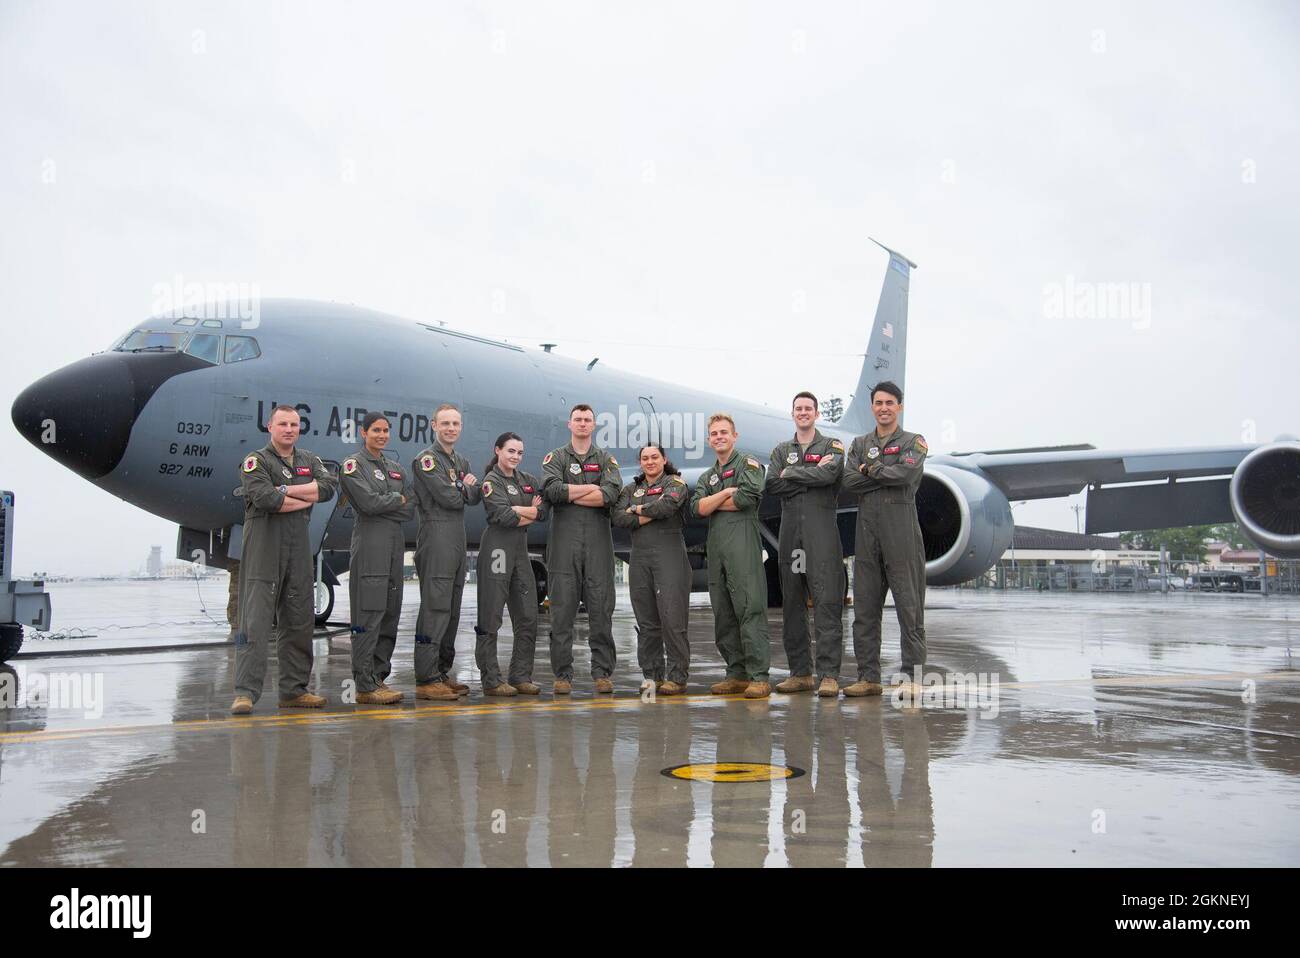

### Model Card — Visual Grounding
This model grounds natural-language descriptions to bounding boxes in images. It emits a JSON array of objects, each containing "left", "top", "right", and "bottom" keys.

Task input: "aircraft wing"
[{"left": 943, "top": 443, "right": 1259, "bottom": 534}]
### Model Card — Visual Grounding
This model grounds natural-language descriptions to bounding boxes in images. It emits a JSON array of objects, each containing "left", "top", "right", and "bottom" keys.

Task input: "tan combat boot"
[
  {"left": 355, "top": 689, "right": 402, "bottom": 705},
  {"left": 416, "top": 681, "right": 459, "bottom": 701},
  {"left": 659, "top": 681, "right": 686, "bottom": 695},
  {"left": 775, "top": 674, "right": 816, "bottom": 693},
  {"left": 842, "top": 680, "right": 883, "bottom": 697},
  {"left": 445, "top": 678, "right": 470, "bottom": 694},
  {"left": 513, "top": 681, "right": 541, "bottom": 695},
  {"left": 743, "top": 681, "right": 772, "bottom": 699},
  {"left": 709, "top": 677, "right": 751, "bottom": 695},
  {"left": 594, "top": 677, "right": 614, "bottom": 694},
  {"left": 484, "top": 682, "right": 518, "bottom": 697},
  {"left": 817, "top": 677, "right": 840, "bottom": 698},
  {"left": 553, "top": 679, "right": 573, "bottom": 695},
  {"left": 230, "top": 695, "right": 254, "bottom": 715},
  {"left": 280, "top": 692, "right": 327, "bottom": 708}
]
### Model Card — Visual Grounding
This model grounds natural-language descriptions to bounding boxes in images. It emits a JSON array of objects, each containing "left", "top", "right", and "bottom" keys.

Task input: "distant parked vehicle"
[
  {"left": 1147, "top": 573, "right": 1188, "bottom": 591},
  {"left": 1191, "top": 572, "right": 1246, "bottom": 593}
]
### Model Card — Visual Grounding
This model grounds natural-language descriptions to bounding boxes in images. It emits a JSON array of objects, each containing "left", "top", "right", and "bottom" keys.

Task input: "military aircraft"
[{"left": 11, "top": 241, "right": 1300, "bottom": 626}]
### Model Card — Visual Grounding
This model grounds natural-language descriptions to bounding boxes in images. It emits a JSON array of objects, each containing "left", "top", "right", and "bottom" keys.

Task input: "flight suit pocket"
[
  {"left": 421, "top": 575, "right": 453, "bottom": 612},
  {"left": 360, "top": 574, "right": 390, "bottom": 612}
]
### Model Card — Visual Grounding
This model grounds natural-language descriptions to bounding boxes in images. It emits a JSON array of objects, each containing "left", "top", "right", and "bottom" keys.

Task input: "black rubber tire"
[
  {"left": 0, "top": 624, "right": 23, "bottom": 663},
  {"left": 314, "top": 579, "right": 335, "bottom": 628},
  {"left": 531, "top": 559, "right": 549, "bottom": 605}
]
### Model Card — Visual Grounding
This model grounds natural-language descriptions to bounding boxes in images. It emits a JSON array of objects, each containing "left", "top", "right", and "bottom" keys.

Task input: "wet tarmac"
[{"left": 1, "top": 580, "right": 1297, "bottom": 866}]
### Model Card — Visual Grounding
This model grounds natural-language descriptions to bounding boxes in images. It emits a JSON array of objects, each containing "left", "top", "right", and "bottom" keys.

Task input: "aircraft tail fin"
[{"left": 837, "top": 239, "right": 916, "bottom": 434}]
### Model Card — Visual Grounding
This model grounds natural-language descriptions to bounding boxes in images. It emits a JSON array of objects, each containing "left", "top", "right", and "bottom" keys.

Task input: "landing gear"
[
  {"left": 314, "top": 578, "right": 335, "bottom": 628},
  {"left": 531, "top": 559, "right": 549, "bottom": 606},
  {"left": 0, "top": 624, "right": 23, "bottom": 663}
]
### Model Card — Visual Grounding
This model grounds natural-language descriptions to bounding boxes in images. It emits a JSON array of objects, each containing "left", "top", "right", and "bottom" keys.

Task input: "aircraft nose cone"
[{"left": 12, "top": 353, "right": 141, "bottom": 480}]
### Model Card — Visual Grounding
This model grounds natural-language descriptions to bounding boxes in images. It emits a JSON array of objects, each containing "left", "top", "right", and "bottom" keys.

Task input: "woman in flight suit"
[
  {"left": 339, "top": 411, "right": 414, "bottom": 705},
  {"left": 476, "top": 432, "right": 549, "bottom": 697},
  {"left": 612, "top": 443, "right": 693, "bottom": 695}
]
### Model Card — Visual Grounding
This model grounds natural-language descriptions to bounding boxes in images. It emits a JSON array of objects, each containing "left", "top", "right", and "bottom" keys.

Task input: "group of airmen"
[{"left": 227, "top": 383, "right": 929, "bottom": 714}]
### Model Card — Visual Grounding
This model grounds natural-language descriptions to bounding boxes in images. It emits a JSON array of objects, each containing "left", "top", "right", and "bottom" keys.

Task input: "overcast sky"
[{"left": 1, "top": 0, "right": 1296, "bottom": 575}]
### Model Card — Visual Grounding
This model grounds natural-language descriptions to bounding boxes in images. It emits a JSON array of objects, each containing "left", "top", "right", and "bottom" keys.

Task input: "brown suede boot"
[
  {"left": 709, "top": 677, "right": 751, "bottom": 695},
  {"left": 279, "top": 692, "right": 327, "bottom": 708},
  {"left": 553, "top": 679, "right": 573, "bottom": 695},
  {"left": 775, "top": 674, "right": 816, "bottom": 693},
  {"left": 416, "top": 681, "right": 459, "bottom": 701},
  {"left": 842, "top": 681, "right": 883, "bottom": 697},
  {"left": 230, "top": 695, "right": 253, "bottom": 715},
  {"left": 817, "top": 677, "right": 840, "bottom": 697},
  {"left": 355, "top": 689, "right": 402, "bottom": 705},
  {"left": 743, "top": 681, "right": 772, "bottom": 699}
]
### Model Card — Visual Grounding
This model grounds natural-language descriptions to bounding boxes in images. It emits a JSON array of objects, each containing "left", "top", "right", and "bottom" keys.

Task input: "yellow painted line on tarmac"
[
  {"left": 0, "top": 669, "right": 1295, "bottom": 746},
  {"left": 0, "top": 690, "right": 722, "bottom": 744}
]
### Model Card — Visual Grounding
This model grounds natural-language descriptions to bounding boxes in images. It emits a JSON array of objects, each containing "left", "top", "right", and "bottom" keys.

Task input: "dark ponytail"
[{"left": 484, "top": 431, "right": 524, "bottom": 478}]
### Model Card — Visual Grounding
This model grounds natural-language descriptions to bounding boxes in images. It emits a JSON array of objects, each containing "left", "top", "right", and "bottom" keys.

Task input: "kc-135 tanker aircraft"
[{"left": 11, "top": 242, "right": 1299, "bottom": 622}]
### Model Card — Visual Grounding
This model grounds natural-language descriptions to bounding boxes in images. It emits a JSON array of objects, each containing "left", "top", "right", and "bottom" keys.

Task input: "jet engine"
[
  {"left": 916, "top": 464, "right": 1015, "bottom": 586},
  {"left": 1229, "top": 441, "right": 1300, "bottom": 558}
]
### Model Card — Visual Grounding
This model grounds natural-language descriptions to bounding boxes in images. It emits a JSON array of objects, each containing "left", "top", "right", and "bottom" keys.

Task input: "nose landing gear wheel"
[
  {"left": 0, "top": 624, "right": 23, "bottom": 663},
  {"left": 314, "top": 579, "right": 335, "bottom": 628}
]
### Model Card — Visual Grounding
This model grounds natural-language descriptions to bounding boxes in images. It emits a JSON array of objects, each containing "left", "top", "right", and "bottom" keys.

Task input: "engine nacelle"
[
  {"left": 917, "top": 464, "right": 1015, "bottom": 586},
  {"left": 1229, "top": 441, "right": 1300, "bottom": 558}
]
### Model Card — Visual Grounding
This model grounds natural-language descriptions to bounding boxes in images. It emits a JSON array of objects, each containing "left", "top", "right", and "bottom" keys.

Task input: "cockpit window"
[
  {"left": 115, "top": 330, "right": 188, "bottom": 352},
  {"left": 224, "top": 335, "right": 261, "bottom": 363},
  {"left": 185, "top": 333, "right": 221, "bottom": 365},
  {"left": 173, "top": 318, "right": 199, "bottom": 328}
]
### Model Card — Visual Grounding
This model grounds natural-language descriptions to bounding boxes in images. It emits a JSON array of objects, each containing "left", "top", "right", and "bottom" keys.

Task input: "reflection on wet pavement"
[{"left": 0, "top": 587, "right": 1296, "bottom": 866}]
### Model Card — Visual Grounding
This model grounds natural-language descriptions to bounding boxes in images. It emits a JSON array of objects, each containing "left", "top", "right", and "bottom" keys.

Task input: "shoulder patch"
[
  {"left": 420, "top": 454, "right": 436, "bottom": 472},
  {"left": 830, "top": 439, "right": 845, "bottom": 451},
  {"left": 746, "top": 457, "right": 762, "bottom": 469},
  {"left": 242, "top": 455, "right": 258, "bottom": 473},
  {"left": 481, "top": 480, "right": 493, "bottom": 497},
  {"left": 915, "top": 436, "right": 928, "bottom": 451},
  {"left": 343, "top": 458, "right": 357, "bottom": 475},
  {"left": 542, "top": 452, "right": 554, "bottom": 465},
  {"left": 608, "top": 455, "right": 618, "bottom": 467}
]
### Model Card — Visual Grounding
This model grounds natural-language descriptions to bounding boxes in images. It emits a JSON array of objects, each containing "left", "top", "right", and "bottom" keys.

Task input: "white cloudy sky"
[{"left": 1, "top": 0, "right": 1296, "bottom": 575}]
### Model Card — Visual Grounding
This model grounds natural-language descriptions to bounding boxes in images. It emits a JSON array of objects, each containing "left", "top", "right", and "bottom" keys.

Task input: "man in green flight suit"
[
  {"left": 841, "top": 381, "right": 929, "bottom": 699},
  {"left": 690, "top": 412, "right": 771, "bottom": 699},
  {"left": 766, "top": 391, "right": 848, "bottom": 698},
  {"left": 411, "top": 403, "right": 481, "bottom": 701},
  {"left": 230, "top": 404, "right": 338, "bottom": 714},
  {"left": 541, "top": 403, "right": 622, "bottom": 695}
]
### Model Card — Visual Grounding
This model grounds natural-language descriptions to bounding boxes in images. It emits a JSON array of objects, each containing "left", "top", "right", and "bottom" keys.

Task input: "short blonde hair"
[
  {"left": 434, "top": 403, "right": 460, "bottom": 420},
  {"left": 707, "top": 413, "right": 736, "bottom": 432}
]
